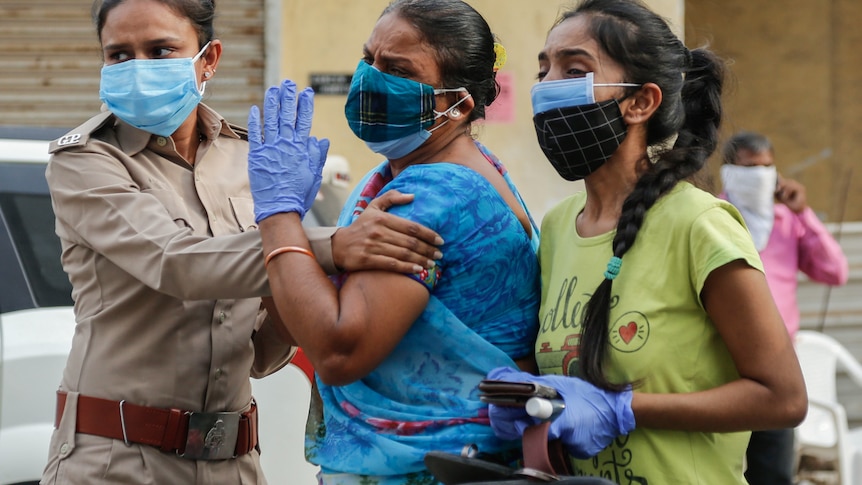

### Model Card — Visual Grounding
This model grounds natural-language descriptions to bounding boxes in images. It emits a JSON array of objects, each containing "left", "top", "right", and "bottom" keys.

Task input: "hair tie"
[
  {"left": 604, "top": 256, "right": 622, "bottom": 280},
  {"left": 493, "top": 42, "right": 507, "bottom": 72},
  {"left": 683, "top": 45, "right": 694, "bottom": 68}
]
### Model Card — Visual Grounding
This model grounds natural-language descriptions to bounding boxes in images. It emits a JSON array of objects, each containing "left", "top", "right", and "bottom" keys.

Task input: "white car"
[{"left": 0, "top": 129, "right": 344, "bottom": 485}]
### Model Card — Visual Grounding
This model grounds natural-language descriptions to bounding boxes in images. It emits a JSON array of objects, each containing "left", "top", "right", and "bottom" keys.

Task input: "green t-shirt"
[{"left": 537, "top": 182, "right": 763, "bottom": 484}]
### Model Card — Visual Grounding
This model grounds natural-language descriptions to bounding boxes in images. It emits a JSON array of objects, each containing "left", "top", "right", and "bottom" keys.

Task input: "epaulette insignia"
[
  {"left": 57, "top": 133, "right": 83, "bottom": 147},
  {"left": 49, "top": 111, "right": 114, "bottom": 153}
]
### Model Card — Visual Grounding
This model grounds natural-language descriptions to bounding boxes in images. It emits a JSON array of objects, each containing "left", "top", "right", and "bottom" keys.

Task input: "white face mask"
[{"left": 721, "top": 164, "right": 777, "bottom": 251}]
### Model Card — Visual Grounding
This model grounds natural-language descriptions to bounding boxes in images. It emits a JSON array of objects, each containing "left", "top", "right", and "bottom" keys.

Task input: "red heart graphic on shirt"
[{"left": 619, "top": 322, "right": 637, "bottom": 344}]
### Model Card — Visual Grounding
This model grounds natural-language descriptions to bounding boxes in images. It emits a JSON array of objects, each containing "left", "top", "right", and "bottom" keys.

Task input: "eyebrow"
[
  {"left": 538, "top": 47, "right": 596, "bottom": 62},
  {"left": 362, "top": 45, "right": 416, "bottom": 69},
  {"left": 102, "top": 37, "right": 184, "bottom": 52}
]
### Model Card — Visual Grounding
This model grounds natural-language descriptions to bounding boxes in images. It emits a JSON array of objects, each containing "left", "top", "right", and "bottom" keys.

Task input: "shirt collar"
[{"left": 112, "top": 103, "right": 241, "bottom": 157}]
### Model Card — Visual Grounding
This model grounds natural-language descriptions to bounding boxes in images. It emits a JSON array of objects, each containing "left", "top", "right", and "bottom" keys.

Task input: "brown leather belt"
[{"left": 55, "top": 391, "right": 259, "bottom": 460}]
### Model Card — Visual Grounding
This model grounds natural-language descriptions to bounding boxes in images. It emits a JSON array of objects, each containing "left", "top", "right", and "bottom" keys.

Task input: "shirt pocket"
[
  {"left": 229, "top": 196, "right": 258, "bottom": 232},
  {"left": 143, "top": 188, "right": 193, "bottom": 229}
]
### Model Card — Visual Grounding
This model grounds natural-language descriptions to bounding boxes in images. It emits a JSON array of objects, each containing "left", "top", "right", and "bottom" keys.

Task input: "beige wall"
[
  {"left": 278, "top": 1, "right": 684, "bottom": 223},
  {"left": 686, "top": 0, "right": 861, "bottom": 222}
]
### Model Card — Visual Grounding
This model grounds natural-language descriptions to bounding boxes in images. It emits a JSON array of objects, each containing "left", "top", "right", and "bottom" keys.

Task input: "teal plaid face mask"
[{"left": 344, "top": 60, "right": 468, "bottom": 159}]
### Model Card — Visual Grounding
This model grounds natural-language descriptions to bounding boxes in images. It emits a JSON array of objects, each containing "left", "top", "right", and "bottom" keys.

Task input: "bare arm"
[
  {"left": 632, "top": 260, "right": 808, "bottom": 431},
  {"left": 261, "top": 296, "right": 296, "bottom": 345},
  {"left": 261, "top": 212, "right": 429, "bottom": 386}
]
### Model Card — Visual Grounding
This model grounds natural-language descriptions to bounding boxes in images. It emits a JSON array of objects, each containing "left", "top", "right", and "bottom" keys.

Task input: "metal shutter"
[{"left": 0, "top": 0, "right": 265, "bottom": 129}]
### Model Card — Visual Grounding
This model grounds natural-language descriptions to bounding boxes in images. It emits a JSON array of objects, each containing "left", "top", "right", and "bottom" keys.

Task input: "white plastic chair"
[{"left": 794, "top": 330, "right": 862, "bottom": 484}]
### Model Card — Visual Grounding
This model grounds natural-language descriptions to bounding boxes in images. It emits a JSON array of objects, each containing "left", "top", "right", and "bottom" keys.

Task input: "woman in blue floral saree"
[{"left": 248, "top": 1, "right": 540, "bottom": 483}]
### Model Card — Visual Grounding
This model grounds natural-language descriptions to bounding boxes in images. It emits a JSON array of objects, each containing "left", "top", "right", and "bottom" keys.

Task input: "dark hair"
[
  {"left": 560, "top": 0, "right": 725, "bottom": 391},
  {"left": 722, "top": 131, "right": 773, "bottom": 165},
  {"left": 92, "top": 0, "right": 216, "bottom": 48},
  {"left": 382, "top": 0, "right": 499, "bottom": 122}
]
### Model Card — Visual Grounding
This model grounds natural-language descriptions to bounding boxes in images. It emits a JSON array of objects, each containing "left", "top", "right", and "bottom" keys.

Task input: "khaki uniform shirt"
[{"left": 41, "top": 105, "right": 336, "bottom": 485}]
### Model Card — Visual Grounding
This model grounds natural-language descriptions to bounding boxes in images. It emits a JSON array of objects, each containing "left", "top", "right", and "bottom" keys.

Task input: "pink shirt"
[{"left": 759, "top": 204, "right": 848, "bottom": 336}]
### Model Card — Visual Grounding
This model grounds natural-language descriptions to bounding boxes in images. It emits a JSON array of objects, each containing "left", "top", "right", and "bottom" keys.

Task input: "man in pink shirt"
[{"left": 721, "top": 131, "right": 849, "bottom": 485}]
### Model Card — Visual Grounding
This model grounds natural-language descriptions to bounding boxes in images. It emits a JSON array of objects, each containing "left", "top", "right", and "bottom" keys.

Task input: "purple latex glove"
[
  {"left": 247, "top": 80, "right": 330, "bottom": 223},
  {"left": 486, "top": 366, "right": 636, "bottom": 459}
]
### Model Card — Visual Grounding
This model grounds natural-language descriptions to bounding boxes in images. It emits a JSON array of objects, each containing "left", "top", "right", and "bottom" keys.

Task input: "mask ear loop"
[
  {"left": 193, "top": 41, "right": 213, "bottom": 95},
  {"left": 428, "top": 92, "right": 473, "bottom": 134},
  {"left": 192, "top": 41, "right": 212, "bottom": 62}
]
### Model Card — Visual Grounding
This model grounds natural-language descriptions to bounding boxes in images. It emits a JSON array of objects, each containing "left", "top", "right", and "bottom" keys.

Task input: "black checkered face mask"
[{"left": 533, "top": 99, "right": 628, "bottom": 181}]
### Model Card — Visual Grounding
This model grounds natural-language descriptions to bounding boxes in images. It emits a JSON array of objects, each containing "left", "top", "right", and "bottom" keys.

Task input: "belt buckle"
[{"left": 181, "top": 411, "right": 240, "bottom": 460}]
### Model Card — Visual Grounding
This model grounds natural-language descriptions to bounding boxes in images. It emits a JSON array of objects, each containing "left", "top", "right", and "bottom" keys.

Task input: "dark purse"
[{"left": 424, "top": 380, "right": 616, "bottom": 484}]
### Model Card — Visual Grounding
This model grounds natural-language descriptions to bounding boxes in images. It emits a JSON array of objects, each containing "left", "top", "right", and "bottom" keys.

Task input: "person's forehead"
[
  {"left": 540, "top": 15, "right": 623, "bottom": 76},
  {"left": 367, "top": 13, "right": 430, "bottom": 56},
  {"left": 735, "top": 148, "right": 774, "bottom": 166},
  {"left": 544, "top": 16, "right": 600, "bottom": 56},
  {"left": 366, "top": 13, "right": 441, "bottom": 81},
  {"left": 101, "top": 0, "right": 197, "bottom": 46}
]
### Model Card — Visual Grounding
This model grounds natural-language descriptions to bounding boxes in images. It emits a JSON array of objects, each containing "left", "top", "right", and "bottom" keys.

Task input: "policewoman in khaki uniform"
[{"left": 41, "top": 1, "right": 441, "bottom": 484}]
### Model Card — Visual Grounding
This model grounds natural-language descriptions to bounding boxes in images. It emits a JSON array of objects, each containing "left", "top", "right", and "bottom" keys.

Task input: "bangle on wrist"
[{"left": 264, "top": 246, "right": 314, "bottom": 267}]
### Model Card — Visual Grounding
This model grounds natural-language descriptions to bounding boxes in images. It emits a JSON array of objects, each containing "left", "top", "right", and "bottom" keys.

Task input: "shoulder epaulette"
[{"left": 49, "top": 111, "right": 115, "bottom": 154}]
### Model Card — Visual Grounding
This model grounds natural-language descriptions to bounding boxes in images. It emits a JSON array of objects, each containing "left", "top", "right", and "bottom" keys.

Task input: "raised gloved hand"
[
  {"left": 486, "top": 366, "right": 636, "bottom": 459},
  {"left": 248, "top": 79, "right": 330, "bottom": 223}
]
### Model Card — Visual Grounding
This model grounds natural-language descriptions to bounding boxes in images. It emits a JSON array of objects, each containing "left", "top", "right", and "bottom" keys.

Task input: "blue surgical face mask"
[
  {"left": 99, "top": 42, "right": 211, "bottom": 137},
  {"left": 344, "top": 60, "right": 470, "bottom": 159},
  {"left": 530, "top": 73, "right": 639, "bottom": 115}
]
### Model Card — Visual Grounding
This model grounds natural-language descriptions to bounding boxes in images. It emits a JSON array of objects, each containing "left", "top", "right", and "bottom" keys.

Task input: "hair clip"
[{"left": 493, "top": 42, "right": 507, "bottom": 72}]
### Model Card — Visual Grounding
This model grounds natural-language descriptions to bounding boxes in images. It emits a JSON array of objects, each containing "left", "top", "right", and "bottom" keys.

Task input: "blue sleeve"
[
  {"left": 378, "top": 164, "right": 485, "bottom": 291},
  {"left": 379, "top": 164, "right": 478, "bottom": 291}
]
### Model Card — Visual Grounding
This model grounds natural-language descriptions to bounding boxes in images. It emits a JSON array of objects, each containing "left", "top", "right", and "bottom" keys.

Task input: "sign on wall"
[{"left": 309, "top": 74, "right": 353, "bottom": 96}]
